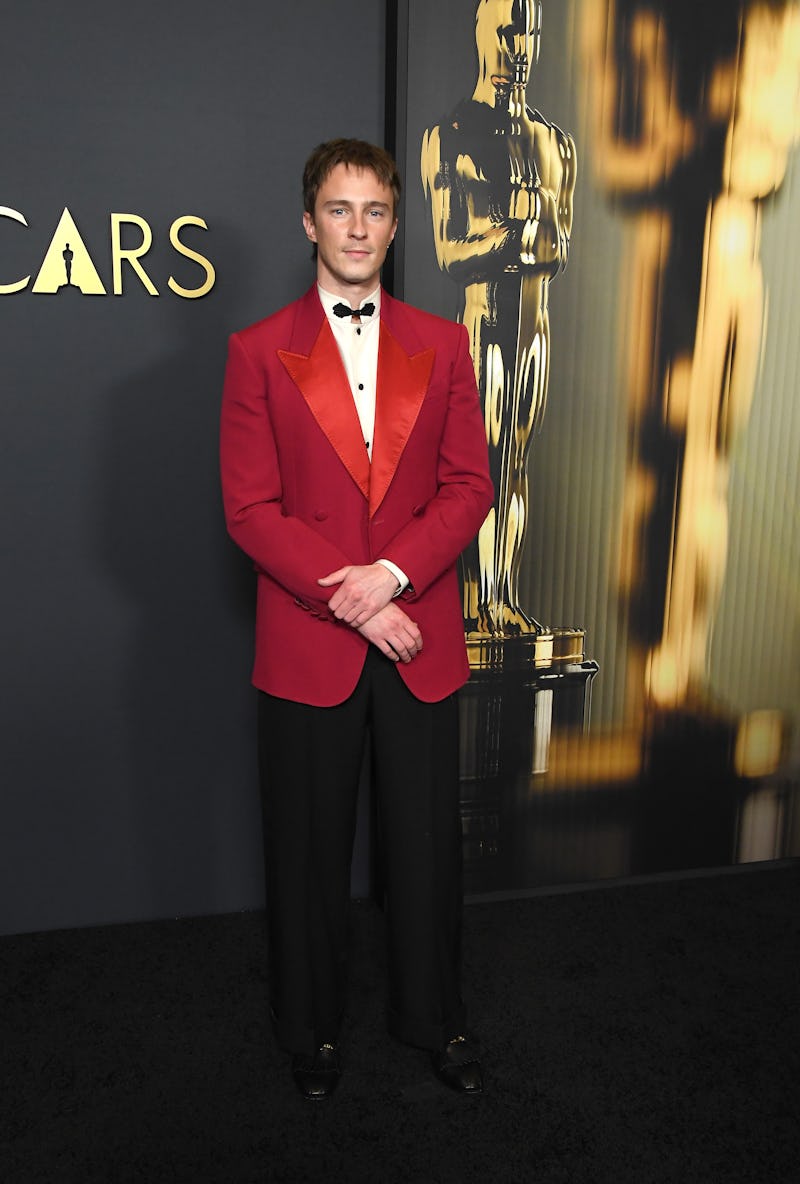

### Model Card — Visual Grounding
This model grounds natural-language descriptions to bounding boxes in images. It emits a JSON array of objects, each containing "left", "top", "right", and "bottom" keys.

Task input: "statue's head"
[{"left": 474, "top": 0, "right": 542, "bottom": 97}]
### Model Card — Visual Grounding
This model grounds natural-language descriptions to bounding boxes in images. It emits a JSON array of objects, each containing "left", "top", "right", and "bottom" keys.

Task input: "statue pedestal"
[{"left": 458, "top": 629, "right": 598, "bottom": 885}]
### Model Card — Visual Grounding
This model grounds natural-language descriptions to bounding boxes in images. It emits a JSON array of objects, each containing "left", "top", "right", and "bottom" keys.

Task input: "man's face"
[
  {"left": 475, "top": 0, "right": 542, "bottom": 92},
  {"left": 303, "top": 163, "right": 398, "bottom": 298}
]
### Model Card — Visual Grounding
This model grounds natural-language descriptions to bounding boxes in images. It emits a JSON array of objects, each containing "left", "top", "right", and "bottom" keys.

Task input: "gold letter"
[
  {"left": 0, "top": 206, "right": 31, "bottom": 294},
  {"left": 110, "top": 214, "right": 159, "bottom": 296},
  {"left": 167, "top": 216, "right": 215, "bottom": 299},
  {"left": 31, "top": 207, "right": 106, "bottom": 294}
]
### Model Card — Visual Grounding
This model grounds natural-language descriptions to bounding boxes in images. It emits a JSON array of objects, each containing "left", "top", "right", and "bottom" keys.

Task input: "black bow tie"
[{"left": 332, "top": 301, "right": 375, "bottom": 320}]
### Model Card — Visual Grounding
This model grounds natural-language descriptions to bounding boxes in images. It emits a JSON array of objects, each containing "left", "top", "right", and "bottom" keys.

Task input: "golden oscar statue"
[
  {"left": 420, "top": 1, "right": 593, "bottom": 864},
  {"left": 582, "top": 0, "right": 800, "bottom": 720},
  {"left": 577, "top": 0, "right": 799, "bottom": 862},
  {"left": 422, "top": 0, "right": 577, "bottom": 656}
]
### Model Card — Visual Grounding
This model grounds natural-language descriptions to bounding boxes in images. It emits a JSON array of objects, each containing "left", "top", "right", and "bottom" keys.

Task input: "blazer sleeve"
[
  {"left": 220, "top": 331, "right": 353, "bottom": 614},
  {"left": 381, "top": 323, "right": 493, "bottom": 596}
]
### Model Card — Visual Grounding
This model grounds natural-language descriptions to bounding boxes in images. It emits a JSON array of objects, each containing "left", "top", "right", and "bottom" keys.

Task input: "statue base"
[{"left": 458, "top": 627, "right": 599, "bottom": 883}]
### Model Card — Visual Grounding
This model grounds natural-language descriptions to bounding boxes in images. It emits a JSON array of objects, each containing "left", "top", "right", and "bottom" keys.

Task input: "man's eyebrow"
[{"left": 321, "top": 199, "right": 391, "bottom": 208}]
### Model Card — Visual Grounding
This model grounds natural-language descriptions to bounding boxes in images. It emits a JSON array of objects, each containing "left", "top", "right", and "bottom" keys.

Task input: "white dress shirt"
[{"left": 318, "top": 284, "right": 409, "bottom": 594}]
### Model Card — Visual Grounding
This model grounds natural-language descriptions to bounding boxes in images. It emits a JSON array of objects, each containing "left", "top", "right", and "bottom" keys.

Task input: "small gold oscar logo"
[{"left": 31, "top": 208, "right": 106, "bottom": 294}]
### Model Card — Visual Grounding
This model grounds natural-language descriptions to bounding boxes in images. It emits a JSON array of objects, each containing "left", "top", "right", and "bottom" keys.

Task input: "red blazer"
[{"left": 220, "top": 285, "right": 493, "bottom": 706}]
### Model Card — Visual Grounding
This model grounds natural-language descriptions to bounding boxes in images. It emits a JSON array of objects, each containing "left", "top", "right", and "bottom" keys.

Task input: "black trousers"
[{"left": 257, "top": 647, "right": 466, "bottom": 1056}]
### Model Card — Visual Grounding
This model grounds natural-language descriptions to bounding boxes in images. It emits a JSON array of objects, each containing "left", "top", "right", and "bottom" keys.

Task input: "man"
[{"left": 220, "top": 139, "right": 493, "bottom": 1100}]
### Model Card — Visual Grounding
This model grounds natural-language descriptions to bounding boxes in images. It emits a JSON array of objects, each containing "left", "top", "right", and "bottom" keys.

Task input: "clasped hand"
[
  {"left": 318, "top": 563, "right": 422, "bottom": 663},
  {"left": 318, "top": 563, "right": 399, "bottom": 625}
]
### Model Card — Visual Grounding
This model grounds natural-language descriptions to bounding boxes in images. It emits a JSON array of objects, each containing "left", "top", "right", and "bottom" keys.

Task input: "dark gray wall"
[{"left": 0, "top": 1, "right": 385, "bottom": 935}]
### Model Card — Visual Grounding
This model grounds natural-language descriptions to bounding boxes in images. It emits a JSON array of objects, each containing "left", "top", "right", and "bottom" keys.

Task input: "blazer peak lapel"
[
  {"left": 370, "top": 323, "right": 434, "bottom": 517},
  {"left": 278, "top": 318, "right": 370, "bottom": 500}
]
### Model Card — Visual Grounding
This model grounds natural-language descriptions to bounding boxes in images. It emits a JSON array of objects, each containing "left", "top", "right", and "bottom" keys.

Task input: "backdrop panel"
[{"left": 0, "top": 0, "right": 385, "bottom": 935}]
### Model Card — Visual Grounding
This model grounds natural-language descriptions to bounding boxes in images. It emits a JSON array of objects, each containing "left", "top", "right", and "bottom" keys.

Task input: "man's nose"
[{"left": 350, "top": 214, "right": 368, "bottom": 237}]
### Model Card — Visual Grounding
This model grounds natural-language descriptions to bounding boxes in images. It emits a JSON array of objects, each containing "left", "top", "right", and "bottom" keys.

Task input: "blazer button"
[{"left": 313, "top": 510, "right": 328, "bottom": 521}]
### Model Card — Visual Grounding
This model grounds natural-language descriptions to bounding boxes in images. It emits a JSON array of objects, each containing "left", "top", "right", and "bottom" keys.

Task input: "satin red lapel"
[
  {"left": 278, "top": 319, "right": 370, "bottom": 501},
  {"left": 370, "top": 323, "right": 434, "bottom": 518},
  {"left": 277, "top": 301, "right": 435, "bottom": 517}
]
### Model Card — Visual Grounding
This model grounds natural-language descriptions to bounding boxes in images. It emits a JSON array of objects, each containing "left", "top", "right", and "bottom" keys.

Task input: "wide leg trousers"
[{"left": 257, "top": 647, "right": 466, "bottom": 1056}]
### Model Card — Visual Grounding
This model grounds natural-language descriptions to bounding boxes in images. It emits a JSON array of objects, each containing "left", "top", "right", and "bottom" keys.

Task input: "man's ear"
[{"left": 303, "top": 211, "right": 317, "bottom": 243}]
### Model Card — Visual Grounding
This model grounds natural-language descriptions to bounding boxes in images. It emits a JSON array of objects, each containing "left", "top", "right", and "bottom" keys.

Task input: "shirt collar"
[{"left": 318, "top": 284, "right": 381, "bottom": 324}]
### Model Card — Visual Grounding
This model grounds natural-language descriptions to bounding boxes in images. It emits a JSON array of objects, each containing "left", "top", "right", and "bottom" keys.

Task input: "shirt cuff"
[{"left": 376, "top": 558, "right": 409, "bottom": 596}]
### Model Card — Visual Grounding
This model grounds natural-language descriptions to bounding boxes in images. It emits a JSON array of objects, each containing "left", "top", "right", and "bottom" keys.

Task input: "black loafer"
[
  {"left": 292, "top": 1043, "right": 341, "bottom": 1101},
  {"left": 431, "top": 1035, "right": 483, "bottom": 1094}
]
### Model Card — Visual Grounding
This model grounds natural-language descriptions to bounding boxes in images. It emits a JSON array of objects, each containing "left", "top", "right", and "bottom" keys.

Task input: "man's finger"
[
  {"left": 391, "top": 632, "right": 418, "bottom": 663},
  {"left": 398, "top": 624, "right": 422, "bottom": 652},
  {"left": 318, "top": 567, "right": 350, "bottom": 587}
]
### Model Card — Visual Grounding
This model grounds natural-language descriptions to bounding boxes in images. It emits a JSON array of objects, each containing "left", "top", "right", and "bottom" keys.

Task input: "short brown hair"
[{"left": 302, "top": 139, "right": 402, "bottom": 216}]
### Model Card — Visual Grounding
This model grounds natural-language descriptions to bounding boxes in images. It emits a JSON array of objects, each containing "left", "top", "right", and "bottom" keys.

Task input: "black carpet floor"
[{"left": 3, "top": 862, "right": 798, "bottom": 1184}]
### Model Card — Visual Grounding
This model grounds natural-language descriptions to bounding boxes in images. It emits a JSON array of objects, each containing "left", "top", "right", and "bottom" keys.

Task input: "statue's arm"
[
  {"left": 421, "top": 123, "right": 519, "bottom": 283},
  {"left": 555, "top": 126, "right": 577, "bottom": 269},
  {"left": 510, "top": 118, "right": 574, "bottom": 273}
]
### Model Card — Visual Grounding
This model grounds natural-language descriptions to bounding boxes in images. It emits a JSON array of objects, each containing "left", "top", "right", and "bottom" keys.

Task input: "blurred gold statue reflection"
[
  {"left": 582, "top": 0, "right": 800, "bottom": 711},
  {"left": 422, "top": 0, "right": 577, "bottom": 638}
]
